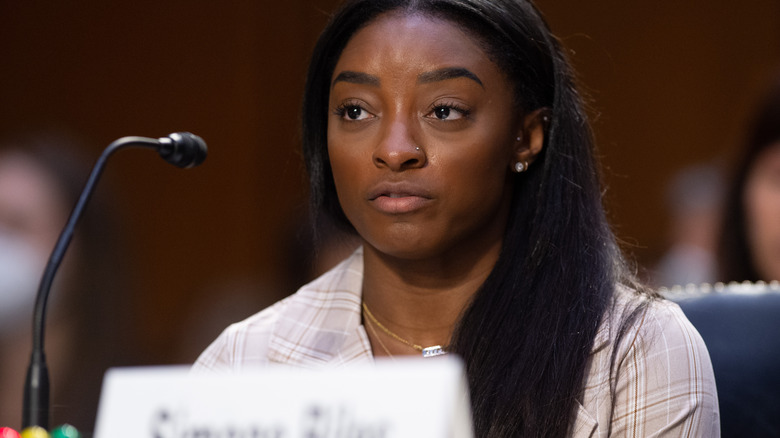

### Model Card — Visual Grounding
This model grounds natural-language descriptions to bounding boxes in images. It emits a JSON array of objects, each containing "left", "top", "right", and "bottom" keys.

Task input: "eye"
[
  {"left": 434, "top": 106, "right": 453, "bottom": 120},
  {"left": 426, "top": 103, "right": 469, "bottom": 121},
  {"left": 345, "top": 106, "right": 366, "bottom": 120},
  {"left": 336, "top": 103, "right": 374, "bottom": 121}
]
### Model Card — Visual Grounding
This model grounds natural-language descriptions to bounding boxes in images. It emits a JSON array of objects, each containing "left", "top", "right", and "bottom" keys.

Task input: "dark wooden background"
[{"left": 1, "top": 0, "right": 778, "bottom": 367}]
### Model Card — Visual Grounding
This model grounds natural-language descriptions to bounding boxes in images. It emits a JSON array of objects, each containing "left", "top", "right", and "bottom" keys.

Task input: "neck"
[{"left": 360, "top": 239, "right": 501, "bottom": 355}]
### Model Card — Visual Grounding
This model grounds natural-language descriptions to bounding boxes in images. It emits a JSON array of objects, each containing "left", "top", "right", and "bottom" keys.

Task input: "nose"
[{"left": 372, "top": 120, "right": 426, "bottom": 171}]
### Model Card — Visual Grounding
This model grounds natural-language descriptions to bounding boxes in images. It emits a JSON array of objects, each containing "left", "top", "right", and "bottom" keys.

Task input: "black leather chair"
[{"left": 663, "top": 281, "right": 780, "bottom": 437}]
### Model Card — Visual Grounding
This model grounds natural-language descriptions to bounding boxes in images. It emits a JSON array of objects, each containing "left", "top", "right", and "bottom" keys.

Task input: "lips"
[{"left": 367, "top": 182, "right": 433, "bottom": 214}]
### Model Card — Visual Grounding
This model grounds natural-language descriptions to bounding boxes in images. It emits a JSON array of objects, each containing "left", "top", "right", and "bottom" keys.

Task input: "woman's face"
[
  {"left": 744, "top": 142, "right": 780, "bottom": 280},
  {"left": 327, "top": 12, "right": 533, "bottom": 261}
]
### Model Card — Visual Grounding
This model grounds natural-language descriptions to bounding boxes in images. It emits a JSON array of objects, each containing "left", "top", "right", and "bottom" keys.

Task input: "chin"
[
  {"left": 363, "top": 234, "right": 444, "bottom": 262},
  {"left": 367, "top": 243, "right": 434, "bottom": 261}
]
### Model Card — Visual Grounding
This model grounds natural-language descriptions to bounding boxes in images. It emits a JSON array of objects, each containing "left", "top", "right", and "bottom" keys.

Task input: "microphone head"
[{"left": 157, "top": 132, "right": 208, "bottom": 168}]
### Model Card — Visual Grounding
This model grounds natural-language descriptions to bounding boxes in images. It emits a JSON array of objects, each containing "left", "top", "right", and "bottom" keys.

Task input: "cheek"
[
  {"left": 328, "top": 148, "right": 356, "bottom": 206},
  {"left": 453, "top": 127, "right": 514, "bottom": 178},
  {"left": 449, "top": 151, "right": 507, "bottom": 192},
  {"left": 434, "top": 139, "right": 513, "bottom": 212},
  {"left": 327, "top": 134, "right": 370, "bottom": 219},
  {"left": 328, "top": 126, "right": 354, "bottom": 183}
]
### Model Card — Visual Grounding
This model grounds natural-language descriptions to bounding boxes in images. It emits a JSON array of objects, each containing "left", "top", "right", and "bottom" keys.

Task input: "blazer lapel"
[{"left": 267, "top": 248, "right": 372, "bottom": 367}]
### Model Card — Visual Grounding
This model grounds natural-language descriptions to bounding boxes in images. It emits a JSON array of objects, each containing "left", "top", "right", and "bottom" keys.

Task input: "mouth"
[
  {"left": 372, "top": 192, "right": 422, "bottom": 200},
  {"left": 368, "top": 183, "right": 432, "bottom": 214}
]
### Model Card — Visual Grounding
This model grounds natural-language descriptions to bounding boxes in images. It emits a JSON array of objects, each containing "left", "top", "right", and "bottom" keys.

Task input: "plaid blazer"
[{"left": 194, "top": 247, "right": 719, "bottom": 437}]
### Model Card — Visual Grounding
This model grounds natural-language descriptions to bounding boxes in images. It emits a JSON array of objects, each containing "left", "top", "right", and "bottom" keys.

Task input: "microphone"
[
  {"left": 157, "top": 132, "right": 207, "bottom": 168},
  {"left": 22, "top": 132, "right": 207, "bottom": 430}
]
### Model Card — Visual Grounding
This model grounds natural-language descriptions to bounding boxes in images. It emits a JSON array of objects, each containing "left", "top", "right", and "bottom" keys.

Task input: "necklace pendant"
[{"left": 422, "top": 345, "right": 446, "bottom": 358}]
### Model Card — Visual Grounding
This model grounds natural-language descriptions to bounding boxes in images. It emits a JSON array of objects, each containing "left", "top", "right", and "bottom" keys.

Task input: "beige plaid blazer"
[{"left": 194, "top": 247, "right": 719, "bottom": 437}]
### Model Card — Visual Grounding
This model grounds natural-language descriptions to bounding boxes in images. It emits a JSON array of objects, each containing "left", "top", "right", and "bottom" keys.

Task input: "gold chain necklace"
[
  {"left": 363, "top": 310, "right": 396, "bottom": 361},
  {"left": 362, "top": 302, "right": 447, "bottom": 358}
]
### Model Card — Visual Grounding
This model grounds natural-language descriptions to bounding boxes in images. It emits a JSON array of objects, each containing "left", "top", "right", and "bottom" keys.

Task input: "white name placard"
[{"left": 93, "top": 357, "right": 473, "bottom": 438}]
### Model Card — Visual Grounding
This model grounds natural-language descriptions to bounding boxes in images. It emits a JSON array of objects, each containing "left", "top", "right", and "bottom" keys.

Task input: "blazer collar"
[{"left": 267, "top": 247, "right": 373, "bottom": 367}]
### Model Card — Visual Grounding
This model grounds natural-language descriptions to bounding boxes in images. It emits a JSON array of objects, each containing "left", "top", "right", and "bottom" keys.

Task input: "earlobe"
[{"left": 511, "top": 108, "right": 549, "bottom": 172}]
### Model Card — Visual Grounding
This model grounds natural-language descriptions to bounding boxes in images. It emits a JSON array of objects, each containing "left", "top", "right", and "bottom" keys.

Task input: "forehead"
[{"left": 333, "top": 12, "right": 498, "bottom": 83}]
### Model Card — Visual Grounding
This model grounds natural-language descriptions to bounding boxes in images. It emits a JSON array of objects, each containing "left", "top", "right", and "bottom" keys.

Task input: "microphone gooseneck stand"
[{"left": 22, "top": 133, "right": 207, "bottom": 430}]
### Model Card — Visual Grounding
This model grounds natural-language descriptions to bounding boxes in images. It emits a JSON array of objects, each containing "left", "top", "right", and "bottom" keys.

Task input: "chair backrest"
[{"left": 663, "top": 281, "right": 780, "bottom": 437}]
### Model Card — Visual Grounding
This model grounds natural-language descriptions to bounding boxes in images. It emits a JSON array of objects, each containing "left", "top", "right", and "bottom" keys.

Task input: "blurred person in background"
[
  {"left": 719, "top": 76, "right": 780, "bottom": 283},
  {"left": 653, "top": 163, "right": 724, "bottom": 287},
  {"left": 0, "top": 133, "right": 135, "bottom": 431}
]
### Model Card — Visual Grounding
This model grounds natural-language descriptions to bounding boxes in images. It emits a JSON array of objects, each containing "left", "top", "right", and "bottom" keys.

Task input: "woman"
[
  {"left": 195, "top": 0, "right": 719, "bottom": 436},
  {"left": 719, "top": 76, "right": 780, "bottom": 282}
]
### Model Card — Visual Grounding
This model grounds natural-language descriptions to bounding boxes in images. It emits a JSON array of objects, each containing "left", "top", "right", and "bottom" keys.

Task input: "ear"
[{"left": 510, "top": 108, "right": 549, "bottom": 172}]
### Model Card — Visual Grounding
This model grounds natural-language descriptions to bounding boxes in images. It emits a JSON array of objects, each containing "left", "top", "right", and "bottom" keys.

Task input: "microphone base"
[{"left": 22, "top": 354, "right": 50, "bottom": 430}]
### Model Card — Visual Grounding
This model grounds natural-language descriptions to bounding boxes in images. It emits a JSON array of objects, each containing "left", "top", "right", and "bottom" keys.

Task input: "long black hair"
[
  {"left": 302, "top": 1, "right": 647, "bottom": 436},
  {"left": 718, "top": 75, "right": 780, "bottom": 282}
]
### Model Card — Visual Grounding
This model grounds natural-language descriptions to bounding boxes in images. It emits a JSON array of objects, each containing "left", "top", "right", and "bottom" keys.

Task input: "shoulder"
[
  {"left": 190, "top": 294, "right": 291, "bottom": 373},
  {"left": 612, "top": 286, "right": 708, "bottom": 362},
  {"left": 576, "top": 285, "right": 720, "bottom": 437},
  {"left": 192, "top": 248, "right": 366, "bottom": 373}
]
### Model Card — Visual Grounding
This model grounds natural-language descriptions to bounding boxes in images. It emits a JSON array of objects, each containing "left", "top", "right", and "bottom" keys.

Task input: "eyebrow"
[
  {"left": 332, "top": 71, "right": 380, "bottom": 88},
  {"left": 418, "top": 67, "right": 484, "bottom": 88},
  {"left": 332, "top": 67, "right": 484, "bottom": 89}
]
